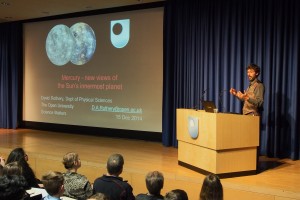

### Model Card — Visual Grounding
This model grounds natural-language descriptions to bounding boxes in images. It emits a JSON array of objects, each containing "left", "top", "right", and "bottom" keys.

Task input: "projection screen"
[{"left": 23, "top": 7, "right": 163, "bottom": 133}]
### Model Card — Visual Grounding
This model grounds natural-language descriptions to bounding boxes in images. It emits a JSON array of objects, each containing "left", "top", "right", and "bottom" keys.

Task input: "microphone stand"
[
  {"left": 218, "top": 90, "right": 226, "bottom": 112},
  {"left": 200, "top": 88, "right": 207, "bottom": 110}
]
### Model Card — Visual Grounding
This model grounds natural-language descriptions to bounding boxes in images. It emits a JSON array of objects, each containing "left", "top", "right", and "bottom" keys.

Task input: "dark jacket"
[{"left": 93, "top": 175, "right": 135, "bottom": 200}]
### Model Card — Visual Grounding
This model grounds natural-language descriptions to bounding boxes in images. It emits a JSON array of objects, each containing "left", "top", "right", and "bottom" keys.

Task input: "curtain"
[
  {"left": 0, "top": 22, "right": 22, "bottom": 128},
  {"left": 162, "top": 0, "right": 300, "bottom": 160}
]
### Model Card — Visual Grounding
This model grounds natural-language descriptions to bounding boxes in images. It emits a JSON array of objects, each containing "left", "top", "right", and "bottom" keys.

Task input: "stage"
[{"left": 0, "top": 129, "right": 299, "bottom": 200}]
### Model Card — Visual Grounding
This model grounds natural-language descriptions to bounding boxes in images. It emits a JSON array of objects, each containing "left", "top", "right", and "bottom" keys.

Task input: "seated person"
[
  {"left": 0, "top": 175, "right": 28, "bottom": 200},
  {"left": 93, "top": 153, "right": 135, "bottom": 200},
  {"left": 136, "top": 171, "right": 164, "bottom": 200},
  {"left": 3, "top": 161, "right": 22, "bottom": 176},
  {"left": 6, "top": 147, "right": 40, "bottom": 188},
  {"left": 164, "top": 189, "right": 188, "bottom": 200},
  {"left": 0, "top": 156, "right": 5, "bottom": 167},
  {"left": 199, "top": 174, "right": 223, "bottom": 200},
  {"left": 0, "top": 156, "right": 5, "bottom": 176},
  {"left": 41, "top": 171, "right": 64, "bottom": 200},
  {"left": 62, "top": 152, "right": 93, "bottom": 199}
]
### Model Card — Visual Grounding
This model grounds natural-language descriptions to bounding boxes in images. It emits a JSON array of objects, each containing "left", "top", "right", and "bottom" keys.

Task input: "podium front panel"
[{"left": 177, "top": 108, "right": 259, "bottom": 175}]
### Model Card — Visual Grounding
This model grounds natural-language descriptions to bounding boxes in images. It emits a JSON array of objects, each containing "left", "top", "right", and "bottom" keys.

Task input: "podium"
[{"left": 176, "top": 109, "right": 259, "bottom": 176}]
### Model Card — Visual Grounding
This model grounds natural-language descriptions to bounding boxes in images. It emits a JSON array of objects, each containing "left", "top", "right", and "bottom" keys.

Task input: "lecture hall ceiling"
[{"left": 0, "top": 0, "right": 164, "bottom": 23}]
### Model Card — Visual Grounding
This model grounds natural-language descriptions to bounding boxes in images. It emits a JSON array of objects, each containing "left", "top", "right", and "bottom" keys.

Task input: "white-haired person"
[{"left": 62, "top": 152, "right": 93, "bottom": 200}]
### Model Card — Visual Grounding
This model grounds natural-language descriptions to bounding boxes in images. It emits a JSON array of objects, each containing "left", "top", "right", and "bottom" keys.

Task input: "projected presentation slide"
[{"left": 23, "top": 7, "right": 163, "bottom": 132}]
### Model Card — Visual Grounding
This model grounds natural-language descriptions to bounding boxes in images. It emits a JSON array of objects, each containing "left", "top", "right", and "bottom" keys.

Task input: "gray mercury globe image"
[
  {"left": 45, "top": 24, "right": 75, "bottom": 66},
  {"left": 70, "top": 22, "right": 96, "bottom": 65}
]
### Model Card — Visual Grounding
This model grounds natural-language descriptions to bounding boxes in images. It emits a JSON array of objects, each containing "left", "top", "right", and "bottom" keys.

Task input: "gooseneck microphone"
[
  {"left": 218, "top": 89, "right": 227, "bottom": 112},
  {"left": 200, "top": 88, "right": 208, "bottom": 109}
]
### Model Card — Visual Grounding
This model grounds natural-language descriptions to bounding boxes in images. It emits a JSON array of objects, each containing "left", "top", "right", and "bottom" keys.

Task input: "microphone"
[
  {"left": 219, "top": 89, "right": 227, "bottom": 94},
  {"left": 200, "top": 88, "right": 208, "bottom": 109},
  {"left": 192, "top": 105, "right": 199, "bottom": 111},
  {"left": 218, "top": 89, "right": 227, "bottom": 112},
  {"left": 193, "top": 89, "right": 206, "bottom": 110}
]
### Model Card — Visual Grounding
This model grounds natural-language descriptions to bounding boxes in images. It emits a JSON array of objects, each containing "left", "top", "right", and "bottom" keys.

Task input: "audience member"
[
  {"left": 62, "top": 152, "right": 93, "bottom": 199},
  {"left": 136, "top": 171, "right": 164, "bottom": 200},
  {"left": 93, "top": 153, "right": 135, "bottom": 200},
  {"left": 199, "top": 174, "right": 223, "bottom": 200},
  {"left": 0, "top": 175, "right": 29, "bottom": 200},
  {"left": 6, "top": 147, "right": 40, "bottom": 188},
  {"left": 41, "top": 171, "right": 64, "bottom": 200},
  {"left": 0, "top": 156, "right": 5, "bottom": 166},
  {"left": 164, "top": 189, "right": 188, "bottom": 200},
  {"left": 88, "top": 193, "right": 110, "bottom": 200},
  {"left": 0, "top": 156, "right": 5, "bottom": 176},
  {"left": 1, "top": 164, "right": 41, "bottom": 200},
  {"left": 3, "top": 161, "right": 22, "bottom": 176}
]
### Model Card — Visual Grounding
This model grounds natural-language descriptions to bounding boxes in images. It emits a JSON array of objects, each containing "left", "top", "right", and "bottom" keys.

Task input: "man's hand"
[
  {"left": 230, "top": 88, "right": 237, "bottom": 96},
  {"left": 237, "top": 91, "right": 249, "bottom": 101}
]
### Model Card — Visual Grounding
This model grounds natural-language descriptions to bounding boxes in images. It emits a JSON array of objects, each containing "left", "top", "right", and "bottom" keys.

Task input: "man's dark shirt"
[{"left": 93, "top": 175, "right": 135, "bottom": 200}]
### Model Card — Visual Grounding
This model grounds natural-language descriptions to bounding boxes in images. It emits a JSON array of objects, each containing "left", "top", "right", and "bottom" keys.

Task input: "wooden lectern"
[{"left": 177, "top": 109, "right": 259, "bottom": 176}]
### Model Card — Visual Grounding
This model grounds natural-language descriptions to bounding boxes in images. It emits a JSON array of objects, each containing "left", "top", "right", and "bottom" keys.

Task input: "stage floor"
[{"left": 0, "top": 128, "right": 299, "bottom": 200}]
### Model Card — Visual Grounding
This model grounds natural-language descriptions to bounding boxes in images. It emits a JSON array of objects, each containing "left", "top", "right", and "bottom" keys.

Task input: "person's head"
[
  {"left": 41, "top": 171, "right": 64, "bottom": 197},
  {"left": 246, "top": 63, "right": 260, "bottom": 82},
  {"left": 145, "top": 171, "right": 164, "bottom": 195},
  {"left": 6, "top": 148, "right": 28, "bottom": 164},
  {"left": 200, "top": 174, "right": 223, "bottom": 200},
  {"left": 88, "top": 193, "right": 110, "bottom": 200},
  {"left": 0, "top": 175, "right": 28, "bottom": 200},
  {"left": 62, "top": 152, "right": 81, "bottom": 170},
  {"left": 6, "top": 148, "right": 37, "bottom": 188},
  {"left": 106, "top": 154, "right": 124, "bottom": 176},
  {"left": 3, "top": 161, "right": 23, "bottom": 176},
  {"left": 165, "top": 189, "right": 188, "bottom": 200}
]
